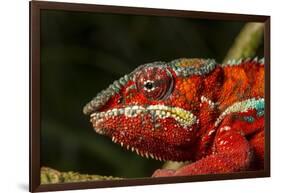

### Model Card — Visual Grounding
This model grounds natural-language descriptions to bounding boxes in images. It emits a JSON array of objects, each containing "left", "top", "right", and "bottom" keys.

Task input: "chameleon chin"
[{"left": 83, "top": 58, "right": 265, "bottom": 177}]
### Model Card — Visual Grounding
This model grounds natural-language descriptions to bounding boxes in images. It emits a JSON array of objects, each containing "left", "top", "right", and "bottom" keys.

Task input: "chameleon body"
[{"left": 83, "top": 58, "right": 264, "bottom": 177}]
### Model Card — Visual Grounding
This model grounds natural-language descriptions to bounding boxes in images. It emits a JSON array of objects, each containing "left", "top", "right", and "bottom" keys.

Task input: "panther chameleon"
[{"left": 83, "top": 58, "right": 264, "bottom": 177}]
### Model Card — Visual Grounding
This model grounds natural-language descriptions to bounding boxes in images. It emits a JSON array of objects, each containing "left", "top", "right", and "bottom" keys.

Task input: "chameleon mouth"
[
  {"left": 111, "top": 135, "right": 167, "bottom": 161},
  {"left": 90, "top": 104, "right": 197, "bottom": 130},
  {"left": 89, "top": 105, "right": 197, "bottom": 161}
]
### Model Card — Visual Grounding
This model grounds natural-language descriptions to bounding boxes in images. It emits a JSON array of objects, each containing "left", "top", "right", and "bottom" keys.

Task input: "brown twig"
[
  {"left": 223, "top": 22, "right": 264, "bottom": 63},
  {"left": 40, "top": 167, "right": 122, "bottom": 184}
]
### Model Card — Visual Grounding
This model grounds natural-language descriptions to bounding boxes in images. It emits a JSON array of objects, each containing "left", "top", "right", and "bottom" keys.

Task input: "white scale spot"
[
  {"left": 220, "top": 126, "right": 231, "bottom": 132},
  {"left": 208, "top": 129, "right": 216, "bottom": 136},
  {"left": 219, "top": 140, "right": 225, "bottom": 145}
]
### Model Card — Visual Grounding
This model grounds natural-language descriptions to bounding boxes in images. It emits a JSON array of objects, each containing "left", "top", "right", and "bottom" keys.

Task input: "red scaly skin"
[{"left": 83, "top": 58, "right": 265, "bottom": 177}]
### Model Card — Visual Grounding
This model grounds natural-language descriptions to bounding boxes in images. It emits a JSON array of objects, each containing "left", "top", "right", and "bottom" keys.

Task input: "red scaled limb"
[{"left": 153, "top": 126, "right": 252, "bottom": 177}]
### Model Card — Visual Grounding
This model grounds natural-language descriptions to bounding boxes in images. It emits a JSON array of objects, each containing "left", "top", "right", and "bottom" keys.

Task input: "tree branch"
[
  {"left": 40, "top": 167, "right": 122, "bottom": 184},
  {"left": 223, "top": 22, "right": 264, "bottom": 63}
]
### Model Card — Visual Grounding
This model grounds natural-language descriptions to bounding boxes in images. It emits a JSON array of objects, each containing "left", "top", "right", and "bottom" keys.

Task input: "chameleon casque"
[{"left": 83, "top": 58, "right": 264, "bottom": 177}]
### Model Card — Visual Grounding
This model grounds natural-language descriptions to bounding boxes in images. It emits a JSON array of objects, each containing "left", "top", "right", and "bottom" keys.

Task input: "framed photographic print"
[{"left": 30, "top": 0, "right": 270, "bottom": 192}]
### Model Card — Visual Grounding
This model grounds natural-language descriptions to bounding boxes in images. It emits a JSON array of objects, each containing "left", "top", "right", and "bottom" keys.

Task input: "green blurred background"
[{"left": 40, "top": 10, "right": 264, "bottom": 178}]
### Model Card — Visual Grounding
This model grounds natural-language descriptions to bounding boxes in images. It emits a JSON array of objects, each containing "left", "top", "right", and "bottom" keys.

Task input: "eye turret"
[{"left": 135, "top": 66, "right": 174, "bottom": 100}]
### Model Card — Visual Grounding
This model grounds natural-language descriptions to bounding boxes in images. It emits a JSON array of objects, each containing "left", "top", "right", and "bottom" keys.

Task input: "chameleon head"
[{"left": 83, "top": 59, "right": 214, "bottom": 161}]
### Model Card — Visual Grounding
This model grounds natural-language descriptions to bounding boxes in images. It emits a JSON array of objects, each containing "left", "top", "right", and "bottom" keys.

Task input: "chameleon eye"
[
  {"left": 135, "top": 66, "right": 174, "bottom": 100},
  {"left": 144, "top": 81, "right": 155, "bottom": 91}
]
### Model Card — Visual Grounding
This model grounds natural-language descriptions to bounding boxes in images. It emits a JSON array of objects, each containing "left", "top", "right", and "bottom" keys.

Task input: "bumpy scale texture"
[{"left": 83, "top": 58, "right": 265, "bottom": 177}]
